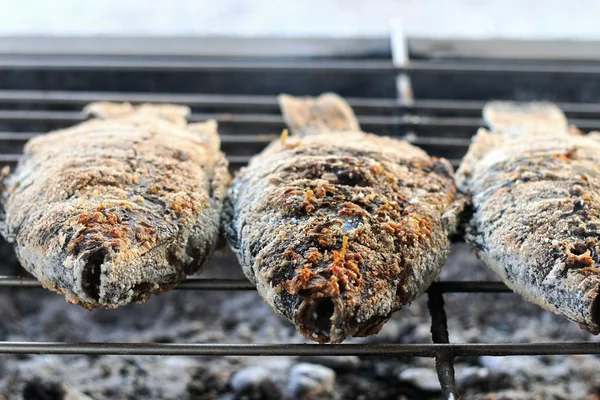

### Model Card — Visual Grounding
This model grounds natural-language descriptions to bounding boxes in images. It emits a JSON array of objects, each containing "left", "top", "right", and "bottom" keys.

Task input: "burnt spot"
[
  {"left": 572, "top": 198, "right": 585, "bottom": 213},
  {"left": 166, "top": 249, "right": 183, "bottom": 269},
  {"left": 184, "top": 239, "right": 213, "bottom": 274},
  {"left": 571, "top": 242, "right": 588, "bottom": 256},
  {"left": 265, "top": 242, "right": 315, "bottom": 287},
  {"left": 355, "top": 314, "right": 390, "bottom": 337},
  {"left": 471, "top": 240, "right": 489, "bottom": 252},
  {"left": 133, "top": 282, "right": 153, "bottom": 293},
  {"left": 334, "top": 168, "right": 369, "bottom": 187},
  {"left": 82, "top": 247, "right": 107, "bottom": 302},
  {"left": 429, "top": 158, "right": 453, "bottom": 180},
  {"left": 172, "top": 150, "right": 190, "bottom": 162},
  {"left": 591, "top": 292, "right": 600, "bottom": 328},
  {"left": 566, "top": 242, "right": 595, "bottom": 270},
  {"left": 280, "top": 159, "right": 372, "bottom": 187}
]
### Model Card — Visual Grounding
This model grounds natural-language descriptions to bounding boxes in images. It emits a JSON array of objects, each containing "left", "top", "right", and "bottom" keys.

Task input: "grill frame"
[{"left": 2, "top": 55, "right": 600, "bottom": 399}]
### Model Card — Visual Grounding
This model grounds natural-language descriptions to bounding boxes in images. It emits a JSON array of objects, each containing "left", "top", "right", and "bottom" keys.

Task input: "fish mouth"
[
  {"left": 81, "top": 246, "right": 108, "bottom": 303},
  {"left": 297, "top": 297, "right": 351, "bottom": 343},
  {"left": 296, "top": 296, "right": 392, "bottom": 343}
]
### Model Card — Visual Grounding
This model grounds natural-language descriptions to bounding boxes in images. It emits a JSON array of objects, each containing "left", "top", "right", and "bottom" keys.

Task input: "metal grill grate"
[{"left": 2, "top": 54, "right": 600, "bottom": 399}]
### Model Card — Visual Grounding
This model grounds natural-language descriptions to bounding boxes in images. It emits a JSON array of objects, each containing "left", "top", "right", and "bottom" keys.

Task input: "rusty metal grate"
[{"left": 2, "top": 54, "right": 600, "bottom": 399}]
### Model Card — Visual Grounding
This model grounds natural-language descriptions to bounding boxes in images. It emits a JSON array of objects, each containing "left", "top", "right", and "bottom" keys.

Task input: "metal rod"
[
  {"left": 428, "top": 289, "right": 459, "bottom": 399},
  {"left": 436, "top": 354, "right": 458, "bottom": 400},
  {"left": 430, "top": 281, "right": 510, "bottom": 293},
  {"left": 0, "top": 276, "right": 513, "bottom": 293},
  {"left": 0, "top": 154, "right": 255, "bottom": 165},
  {"left": 0, "top": 109, "right": 483, "bottom": 128},
  {"left": 0, "top": 57, "right": 396, "bottom": 72},
  {"left": 0, "top": 341, "right": 597, "bottom": 357},
  {"left": 2, "top": 91, "right": 600, "bottom": 118},
  {"left": 2, "top": 109, "right": 600, "bottom": 132},
  {"left": 2, "top": 57, "right": 600, "bottom": 76},
  {"left": 0, "top": 131, "right": 471, "bottom": 147},
  {"left": 0, "top": 155, "right": 463, "bottom": 168}
]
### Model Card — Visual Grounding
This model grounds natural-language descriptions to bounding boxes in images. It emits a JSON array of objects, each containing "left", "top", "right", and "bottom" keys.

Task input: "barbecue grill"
[{"left": 1, "top": 46, "right": 600, "bottom": 399}]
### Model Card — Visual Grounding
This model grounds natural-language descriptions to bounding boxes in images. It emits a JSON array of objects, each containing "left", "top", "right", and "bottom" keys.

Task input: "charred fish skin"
[
  {"left": 0, "top": 102, "right": 230, "bottom": 309},
  {"left": 457, "top": 101, "right": 600, "bottom": 333},
  {"left": 224, "top": 93, "right": 460, "bottom": 343}
]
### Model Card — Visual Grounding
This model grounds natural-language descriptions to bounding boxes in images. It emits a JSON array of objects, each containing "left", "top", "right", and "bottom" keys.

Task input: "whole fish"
[
  {"left": 224, "top": 93, "right": 461, "bottom": 343},
  {"left": 0, "top": 102, "right": 230, "bottom": 309},
  {"left": 457, "top": 101, "right": 600, "bottom": 333}
]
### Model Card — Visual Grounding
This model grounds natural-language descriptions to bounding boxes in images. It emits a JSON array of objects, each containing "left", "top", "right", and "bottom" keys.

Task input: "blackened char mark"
[
  {"left": 572, "top": 198, "right": 585, "bottom": 213},
  {"left": 281, "top": 159, "right": 372, "bottom": 187},
  {"left": 430, "top": 158, "right": 453, "bottom": 180},
  {"left": 266, "top": 241, "right": 314, "bottom": 289},
  {"left": 334, "top": 168, "right": 369, "bottom": 187}
]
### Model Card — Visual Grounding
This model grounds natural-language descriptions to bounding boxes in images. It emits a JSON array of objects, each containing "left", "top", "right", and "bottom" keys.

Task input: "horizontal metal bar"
[
  {"left": 0, "top": 57, "right": 396, "bottom": 73},
  {"left": 0, "top": 341, "right": 597, "bottom": 357},
  {"left": 2, "top": 91, "right": 600, "bottom": 119},
  {"left": 0, "top": 276, "right": 511, "bottom": 292},
  {"left": 0, "top": 132, "right": 282, "bottom": 144},
  {"left": 2, "top": 109, "right": 600, "bottom": 133},
  {"left": 0, "top": 90, "right": 400, "bottom": 108},
  {"left": 0, "top": 154, "right": 462, "bottom": 169},
  {"left": 0, "top": 109, "right": 483, "bottom": 128},
  {"left": 2, "top": 57, "right": 600, "bottom": 76},
  {"left": 0, "top": 153, "right": 251, "bottom": 165},
  {"left": 432, "top": 281, "right": 509, "bottom": 293},
  {"left": 0, "top": 131, "right": 471, "bottom": 148}
]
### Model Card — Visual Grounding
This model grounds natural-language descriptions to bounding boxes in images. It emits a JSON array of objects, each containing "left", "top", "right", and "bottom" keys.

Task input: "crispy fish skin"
[
  {"left": 457, "top": 101, "right": 600, "bottom": 333},
  {"left": 0, "top": 102, "right": 230, "bottom": 309},
  {"left": 224, "top": 93, "right": 460, "bottom": 343}
]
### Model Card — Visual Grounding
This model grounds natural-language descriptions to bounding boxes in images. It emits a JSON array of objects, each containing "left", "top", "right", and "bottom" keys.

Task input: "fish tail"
[
  {"left": 483, "top": 101, "right": 569, "bottom": 137},
  {"left": 83, "top": 102, "right": 191, "bottom": 126},
  {"left": 278, "top": 93, "right": 360, "bottom": 136}
]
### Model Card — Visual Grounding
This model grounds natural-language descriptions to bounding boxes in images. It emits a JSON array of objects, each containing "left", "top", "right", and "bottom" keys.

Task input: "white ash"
[
  {"left": 229, "top": 366, "right": 280, "bottom": 400},
  {"left": 398, "top": 368, "right": 441, "bottom": 392},
  {"left": 287, "top": 363, "right": 336, "bottom": 400},
  {"left": 0, "top": 241, "right": 598, "bottom": 399}
]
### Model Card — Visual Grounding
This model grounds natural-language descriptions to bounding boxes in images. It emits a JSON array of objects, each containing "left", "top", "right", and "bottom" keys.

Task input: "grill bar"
[
  {"left": 0, "top": 109, "right": 484, "bottom": 128},
  {"left": 3, "top": 90, "right": 600, "bottom": 118},
  {"left": 0, "top": 154, "right": 294, "bottom": 167},
  {"left": 428, "top": 289, "right": 458, "bottom": 399},
  {"left": 0, "top": 156, "right": 464, "bottom": 169},
  {"left": 0, "top": 276, "right": 513, "bottom": 292},
  {"left": 0, "top": 341, "right": 597, "bottom": 357},
  {"left": 0, "top": 131, "right": 471, "bottom": 147},
  {"left": 2, "top": 109, "right": 600, "bottom": 132},
  {"left": 3, "top": 57, "right": 600, "bottom": 76}
]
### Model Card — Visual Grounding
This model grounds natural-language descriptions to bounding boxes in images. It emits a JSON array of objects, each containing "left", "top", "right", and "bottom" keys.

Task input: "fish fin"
[
  {"left": 188, "top": 120, "right": 221, "bottom": 151},
  {"left": 134, "top": 104, "right": 190, "bottom": 126},
  {"left": 83, "top": 102, "right": 136, "bottom": 119},
  {"left": 587, "top": 131, "right": 600, "bottom": 141},
  {"left": 278, "top": 93, "right": 360, "bottom": 136},
  {"left": 83, "top": 102, "right": 191, "bottom": 126},
  {"left": 483, "top": 101, "right": 568, "bottom": 137}
]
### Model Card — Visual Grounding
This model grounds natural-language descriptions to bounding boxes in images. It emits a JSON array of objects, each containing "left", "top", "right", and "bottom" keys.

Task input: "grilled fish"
[
  {"left": 0, "top": 102, "right": 230, "bottom": 309},
  {"left": 224, "top": 93, "right": 461, "bottom": 343},
  {"left": 457, "top": 101, "right": 600, "bottom": 333}
]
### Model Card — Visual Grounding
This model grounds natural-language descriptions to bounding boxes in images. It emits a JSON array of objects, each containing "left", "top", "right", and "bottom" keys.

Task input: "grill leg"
[{"left": 427, "top": 288, "right": 459, "bottom": 399}]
